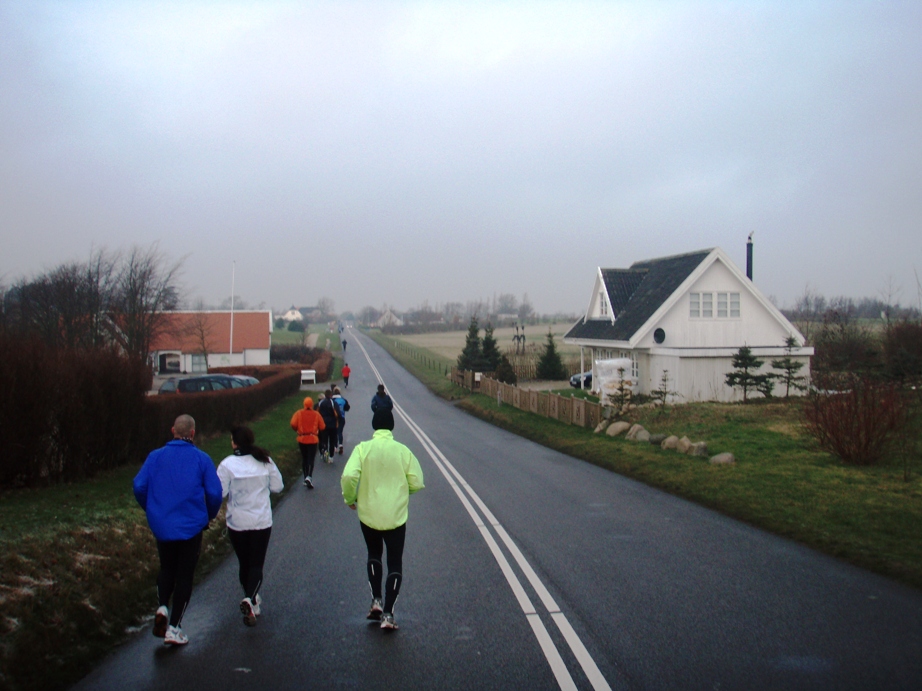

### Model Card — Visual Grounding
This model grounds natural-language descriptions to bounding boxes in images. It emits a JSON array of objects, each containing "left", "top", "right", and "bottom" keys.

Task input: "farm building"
[
  {"left": 374, "top": 309, "right": 404, "bottom": 328},
  {"left": 149, "top": 310, "right": 273, "bottom": 374},
  {"left": 564, "top": 246, "right": 813, "bottom": 402}
]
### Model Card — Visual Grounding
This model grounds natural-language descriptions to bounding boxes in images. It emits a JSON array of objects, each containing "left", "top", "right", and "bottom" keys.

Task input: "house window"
[
  {"left": 599, "top": 291, "right": 608, "bottom": 317},
  {"left": 692, "top": 292, "right": 739, "bottom": 319},
  {"left": 701, "top": 293, "right": 713, "bottom": 318},
  {"left": 191, "top": 354, "right": 207, "bottom": 372}
]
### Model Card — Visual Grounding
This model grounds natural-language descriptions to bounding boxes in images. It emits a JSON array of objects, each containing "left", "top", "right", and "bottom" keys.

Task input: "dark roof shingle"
[{"left": 565, "top": 249, "right": 712, "bottom": 343}]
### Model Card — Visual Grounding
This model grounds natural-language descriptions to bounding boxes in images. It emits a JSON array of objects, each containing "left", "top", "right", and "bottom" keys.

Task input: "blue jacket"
[
  {"left": 133, "top": 439, "right": 223, "bottom": 541},
  {"left": 371, "top": 393, "right": 393, "bottom": 413}
]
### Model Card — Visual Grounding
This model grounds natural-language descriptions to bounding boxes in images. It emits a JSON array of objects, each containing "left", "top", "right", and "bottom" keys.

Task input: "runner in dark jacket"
[{"left": 317, "top": 389, "right": 340, "bottom": 462}]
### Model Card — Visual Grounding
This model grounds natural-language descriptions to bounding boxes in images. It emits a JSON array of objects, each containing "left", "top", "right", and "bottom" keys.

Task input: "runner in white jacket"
[{"left": 217, "top": 425, "right": 284, "bottom": 626}]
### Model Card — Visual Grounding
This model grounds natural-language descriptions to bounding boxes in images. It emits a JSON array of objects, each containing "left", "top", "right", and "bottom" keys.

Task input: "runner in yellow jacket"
[{"left": 341, "top": 408, "right": 424, "bottom": 630}]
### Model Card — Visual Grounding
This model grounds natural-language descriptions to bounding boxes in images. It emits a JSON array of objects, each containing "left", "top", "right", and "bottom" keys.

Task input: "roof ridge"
[{"left": 630, "top": 247, "right": 714, "bottom": 268}]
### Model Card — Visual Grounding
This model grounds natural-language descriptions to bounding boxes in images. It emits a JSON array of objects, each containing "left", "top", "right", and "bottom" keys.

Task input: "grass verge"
[{"left": 0, "top": 391, "right": 309, "bottom": 691}]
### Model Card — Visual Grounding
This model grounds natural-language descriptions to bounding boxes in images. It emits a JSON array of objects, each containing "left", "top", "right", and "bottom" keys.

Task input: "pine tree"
[
  {"left": 536, "top": 329, "right": 567, "bottom": 380},
  {"left": 494, "top": 353, "right": 518, "bottom": 385},
  {"left": 771, "top": 336, "right": 807, "bottom": 398},
  {"left": 481, "top": 323, "right": 501, "bottom": 371},
  {"left": 457, "top": 316, "right": 484, "bottom": 370},
  {"left": 725, "top": 345, "right": 774, "bottom": 402}
]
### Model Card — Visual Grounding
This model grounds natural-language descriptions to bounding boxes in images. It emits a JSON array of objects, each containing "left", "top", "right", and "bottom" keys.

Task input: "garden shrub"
[{"left": 803, "top": 375, "right": 908, "bottom": 466}]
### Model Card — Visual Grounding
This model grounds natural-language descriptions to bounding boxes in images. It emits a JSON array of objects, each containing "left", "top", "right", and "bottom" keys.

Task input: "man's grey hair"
[{"left": 173, "top": 414, "right": 196, "bottom": 438}]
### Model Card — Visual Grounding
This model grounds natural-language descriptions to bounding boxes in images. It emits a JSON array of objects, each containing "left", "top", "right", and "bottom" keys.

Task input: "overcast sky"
[{"left": 2, "top": 1, "right": 921, "bottom": 316}]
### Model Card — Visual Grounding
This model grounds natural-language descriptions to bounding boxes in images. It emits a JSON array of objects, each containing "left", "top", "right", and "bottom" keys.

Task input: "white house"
[
  {"left": 280, "top": 306, "right": 303, "bottom": 322},
  {"left": 374, "top": 309, "right": 404, "bottom": 328},
  {"left": 563, "top": 247, "right": 813, "bottom": 402}
]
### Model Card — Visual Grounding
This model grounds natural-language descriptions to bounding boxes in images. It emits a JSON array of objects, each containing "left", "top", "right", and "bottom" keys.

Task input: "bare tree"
[
  {"left": 317, "top": 296, "right": 335, "bottom": 317},
  {"left": 496, "top": 293, "right": 518, "bottom": 314},
  {"left": 113, "top": 245, "right": 183, "bottom": 364},
  {"left": 358, "top": 305, "right": 381, "bottom": 326},
  {"left": 185, "top": 302, "right": 216, "bottom": 370},
  {"left": 6, "top": 250, "right": 118, "bottom": 350},
  {"left": 518, "top": 293, "right": 534, "bottom": 322}
]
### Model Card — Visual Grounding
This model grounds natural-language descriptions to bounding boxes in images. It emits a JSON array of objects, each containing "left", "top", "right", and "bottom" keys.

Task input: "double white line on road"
[{"left": 356, "top": 338, "right": 613, "bottom": 691}]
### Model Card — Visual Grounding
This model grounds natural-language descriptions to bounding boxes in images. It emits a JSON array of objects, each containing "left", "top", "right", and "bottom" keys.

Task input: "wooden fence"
[{"left": 473, "top": 374, "right": 603, "bottom": 430}]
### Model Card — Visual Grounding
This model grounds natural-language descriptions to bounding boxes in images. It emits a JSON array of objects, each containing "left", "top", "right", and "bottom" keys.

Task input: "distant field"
[{"left": 396, "top": 322, "right": 582, "bottom": 362}]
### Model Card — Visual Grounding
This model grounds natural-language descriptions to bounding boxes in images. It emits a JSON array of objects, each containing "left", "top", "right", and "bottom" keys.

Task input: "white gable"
[
  {"left": 631, "top": 248, "right": 804, "bottom": 350},
  {"left": 586, "top": 269, "right": 614, "bottom": 321}
]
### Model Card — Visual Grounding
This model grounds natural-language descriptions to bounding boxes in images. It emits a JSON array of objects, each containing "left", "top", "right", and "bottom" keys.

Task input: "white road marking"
[{"left": 355, "top": 336, "right": 613, "bottom": 691}]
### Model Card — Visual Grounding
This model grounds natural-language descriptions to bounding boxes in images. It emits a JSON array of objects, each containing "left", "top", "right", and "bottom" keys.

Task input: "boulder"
[
  {"left": 676, "top": 436, "right": 692, "bottom": 454},
  {"left": 625, "top": 424, "right": 646, "bottom": 440},
  {"left": 649, "top": 433, "right": 667, "bottom": 446},
  {"left": 606, "top": 421, "right": 632, "bottom": 437},
  {"left": 688, "top": 442, "right": 709, "bottom": 457},
  {"left": 594, "top": 421, "right": 609, "bottom": 434},
  {"left": 661, "top": 435, "right": 679, "bottom": 450},
  {"left": 709, "top": 452, "right": 736, "bottom": 465},
  {"left": 633, "top": 429, "right": 651, "bottom": 442}
]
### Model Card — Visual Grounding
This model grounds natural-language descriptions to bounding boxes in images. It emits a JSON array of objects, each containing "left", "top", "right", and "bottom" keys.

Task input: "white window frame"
[{"left": 691, "top": 291, "right": 740, "bottom": 319}]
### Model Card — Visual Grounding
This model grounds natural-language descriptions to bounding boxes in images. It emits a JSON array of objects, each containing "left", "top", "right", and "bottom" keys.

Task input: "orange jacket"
[{"left": 290, "top": 397, "right": 325, "bottom": 444}]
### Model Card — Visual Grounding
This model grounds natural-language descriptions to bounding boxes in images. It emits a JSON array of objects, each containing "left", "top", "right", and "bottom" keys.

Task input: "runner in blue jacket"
[{"left": 133, "top": 414, "right": 222, "bottom": 646}]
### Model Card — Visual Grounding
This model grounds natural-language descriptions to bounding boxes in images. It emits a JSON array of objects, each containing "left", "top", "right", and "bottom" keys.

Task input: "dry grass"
[{"left": 396, "top": 322, "right": 582, "bottom": 361}]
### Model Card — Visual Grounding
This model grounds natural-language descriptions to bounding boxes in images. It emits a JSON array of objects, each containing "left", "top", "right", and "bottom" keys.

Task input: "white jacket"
[{"left": 217, "top": 453, "right": 284, "bottom": 531}]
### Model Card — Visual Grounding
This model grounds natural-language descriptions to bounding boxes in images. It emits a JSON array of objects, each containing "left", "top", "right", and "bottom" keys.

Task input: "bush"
[
  {"left": 883, "top": 320, "right": 922, "bottom": 383},
  {"left": 802, "top": 376, "right": 909, "bottom": 466},
  {"left": 0, "top": 334, "right": 149, "bottom": 487},
  {"left": 536, "top": 330, "right": 567, "bottom": 380}
]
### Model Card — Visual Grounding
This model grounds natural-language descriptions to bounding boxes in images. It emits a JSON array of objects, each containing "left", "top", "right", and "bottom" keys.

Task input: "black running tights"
[
  {"left": 298, "top": 442, "right": 318, "bottom": 478},
  {"left": 228, "top": 526, "right": 272, "bottom": 600},
  {"left": 360, "top": 522, "right": 406, "bottom": 614},
  {"left": 156, "top": 532, "right": 203, "bottom": 627}
]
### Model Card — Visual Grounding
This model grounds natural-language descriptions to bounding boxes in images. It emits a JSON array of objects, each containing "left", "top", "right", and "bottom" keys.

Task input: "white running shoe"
[
  {"left": 380, "top": 613, "right": 398, "bottom": 630},
  {"left": 163, "top": 625, "right": 189, "bottom": 646},
  {"left": 253, "top": 593, "right": 262, "bottom": 617},
  {"left": 366, "top": 598, "right": 383, "bottom": 621},
  {"left": 152, "top": 605, "right": 168, "bottom": 638},
  {"left": 240, "top": 597, "right": 257, "bottom": 627},
  {"left": 304, "top": 476, "right": 313, "bottom": 489}
]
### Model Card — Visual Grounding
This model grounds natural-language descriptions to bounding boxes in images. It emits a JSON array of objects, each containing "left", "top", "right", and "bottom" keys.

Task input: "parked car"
[
  {"left": 569, "top": 371, "right": 592, "bottom": 388},
  {"left": 158, "top": 374, "right": 243, "bottom": 394},
  {"left": 232, "top": 375, "right": 259, "bottom": 387}
]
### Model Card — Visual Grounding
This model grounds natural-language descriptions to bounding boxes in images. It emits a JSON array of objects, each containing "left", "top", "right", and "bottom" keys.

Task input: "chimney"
[{"left": 746, "top": 232, "right": 753, "bottom": 281}]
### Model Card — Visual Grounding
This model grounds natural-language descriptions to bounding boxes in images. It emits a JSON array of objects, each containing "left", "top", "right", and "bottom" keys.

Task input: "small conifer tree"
[
  {"left": 481, "top": 323, "right": 501, "bottom": 371},
  {"left": 457, "top": 317, "right": 484, "bottom": 371},
  {"left": 494, "top": 353, "right": 518, "bottom": 385},
  {"left": 771, "top": 336, "right": 807, "bottom": 398},
  {"left": 536, "top": 329, "right": 567, "bottom": 380},
  {"left": 725, "top": 345, "right": 773, "bottom": 402},
  {"left": 651, "top": 369, "right": 681, "bottom": 413}
]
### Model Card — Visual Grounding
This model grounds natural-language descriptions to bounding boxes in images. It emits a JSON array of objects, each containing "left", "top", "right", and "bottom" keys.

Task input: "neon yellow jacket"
[{"left": 341, "top": 429, "right": 424, "bottom": 530}]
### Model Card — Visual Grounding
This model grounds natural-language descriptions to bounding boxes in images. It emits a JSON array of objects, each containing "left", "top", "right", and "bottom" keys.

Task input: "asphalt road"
[{"left": 73, "top": 329, "right": 922, "bottom": 690}]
